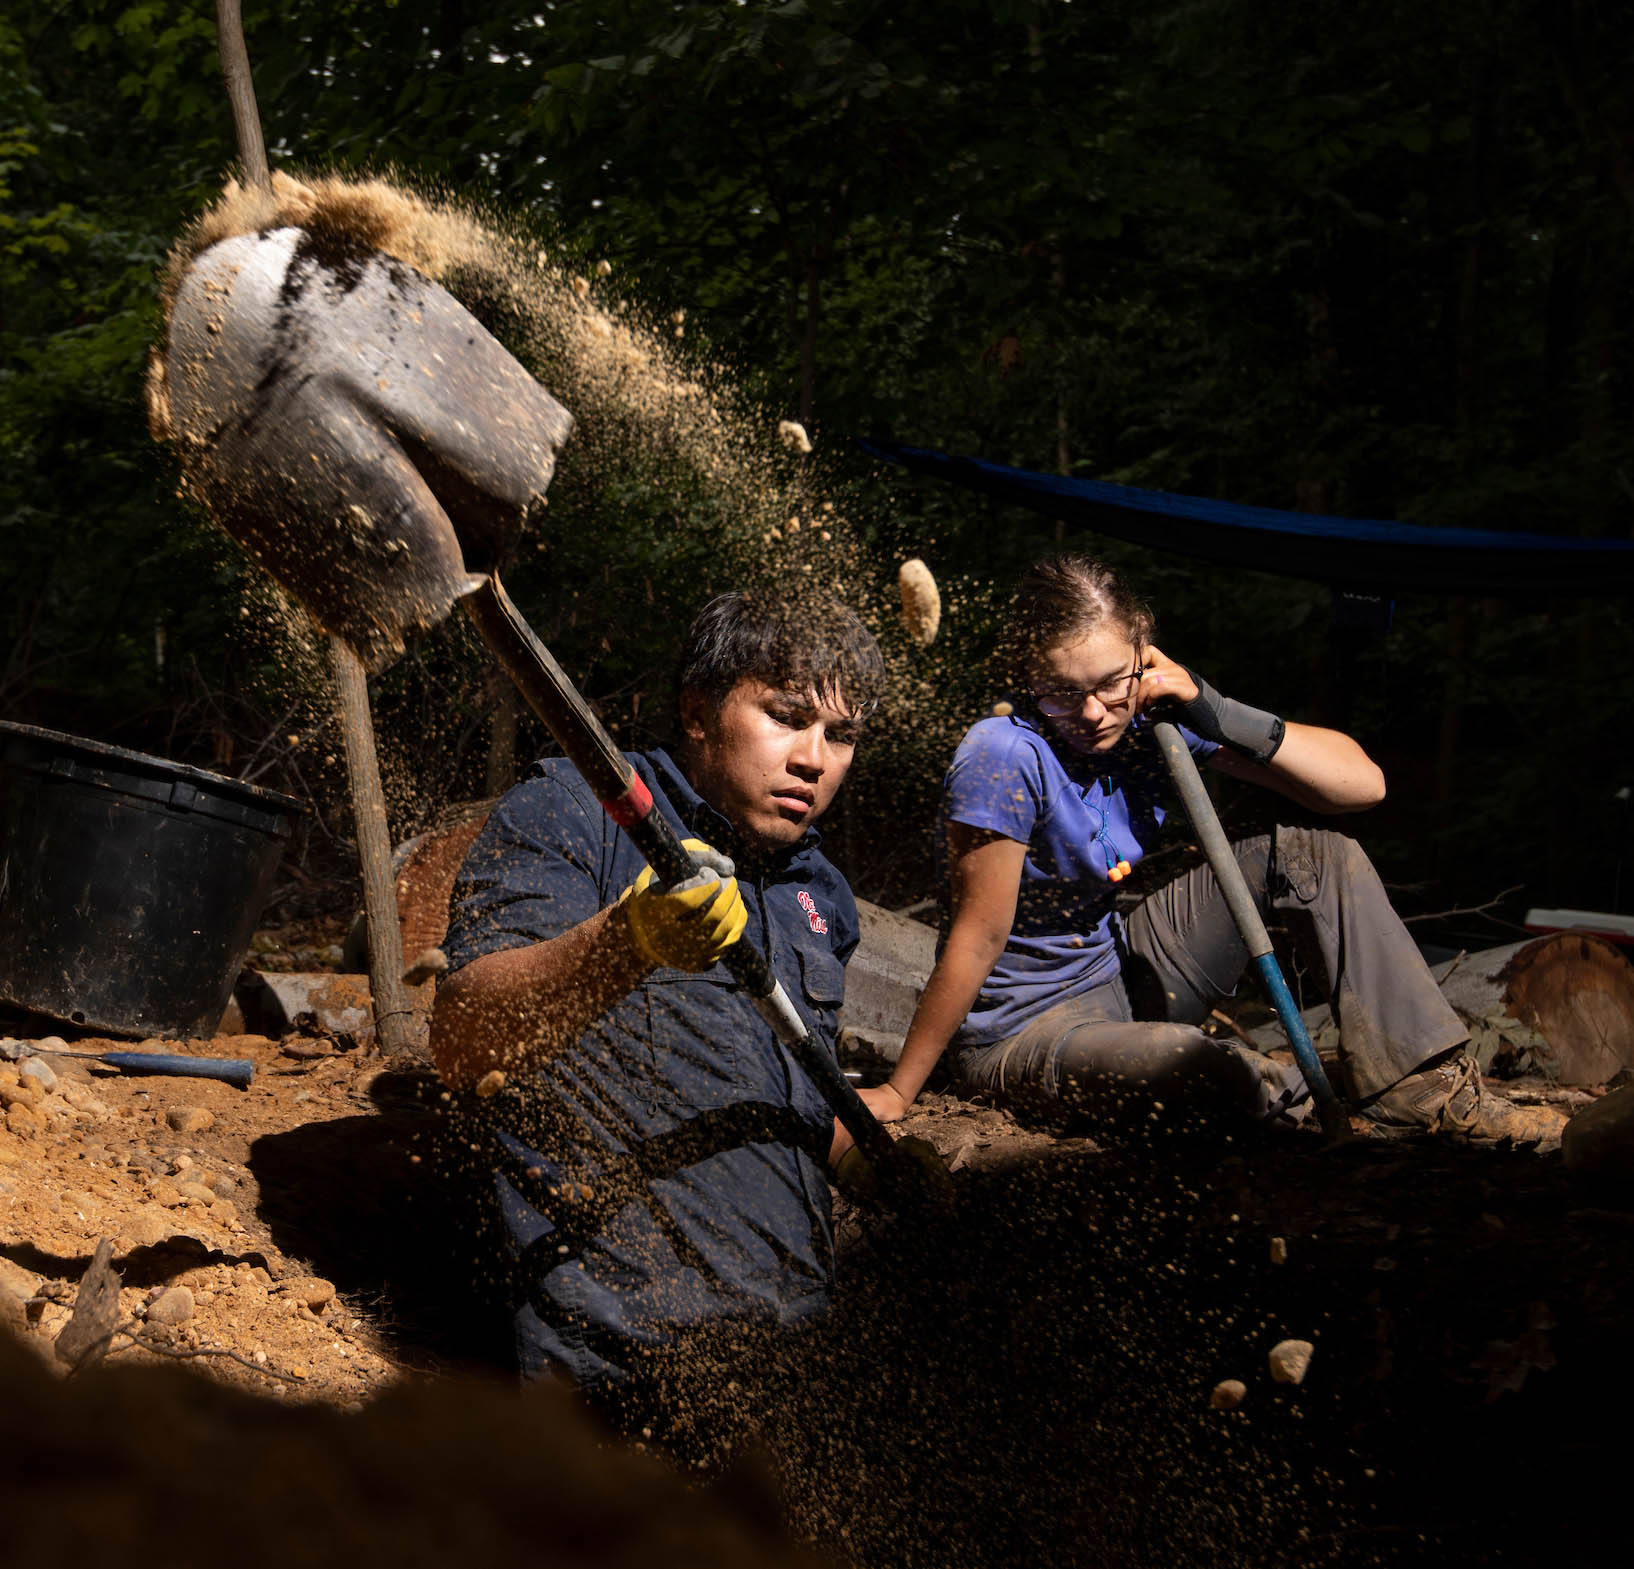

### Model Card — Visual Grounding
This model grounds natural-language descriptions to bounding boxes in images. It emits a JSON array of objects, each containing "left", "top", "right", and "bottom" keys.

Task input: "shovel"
[
  {"left": 1150, "top": 722, "right": 1352, "bottom": 1143},
  {"left": 159, "top": 212, "right": 910, "bottom": 1191}
]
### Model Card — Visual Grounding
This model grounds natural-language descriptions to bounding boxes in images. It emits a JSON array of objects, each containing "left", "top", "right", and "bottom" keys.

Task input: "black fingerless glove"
[{"left": 1168, "top": 666, "right": 1285, "bottom": 764}]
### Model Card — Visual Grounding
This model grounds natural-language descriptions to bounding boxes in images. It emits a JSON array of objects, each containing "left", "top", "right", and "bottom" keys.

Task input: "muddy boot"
[{"left": 1359, "top": 1052, "right": 1567, "bottom": 1146}]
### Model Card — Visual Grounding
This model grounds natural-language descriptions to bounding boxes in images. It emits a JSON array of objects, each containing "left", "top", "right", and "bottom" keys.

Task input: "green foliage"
[{"left": 2, "top": 0, "right": 1632, "bottom": 911}]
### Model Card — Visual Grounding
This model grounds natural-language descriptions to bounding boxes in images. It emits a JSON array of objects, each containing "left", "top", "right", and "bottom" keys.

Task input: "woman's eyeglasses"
[{"left": 1033, "top": 660, "right": 1144, "bottom": 718}]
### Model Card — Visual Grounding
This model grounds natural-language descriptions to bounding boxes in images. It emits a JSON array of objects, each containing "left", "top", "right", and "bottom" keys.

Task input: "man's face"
[{"left": 680, "top": 677, "right": 862, "bottom": 850}]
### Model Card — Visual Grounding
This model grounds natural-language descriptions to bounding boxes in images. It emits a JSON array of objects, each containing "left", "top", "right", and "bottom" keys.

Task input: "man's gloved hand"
[
  {"left": 833, "top": 1135, "right": 955, "bottom": 1215},
  {"left": 618, "top": 839, "right": 748, "bottom": 972}
]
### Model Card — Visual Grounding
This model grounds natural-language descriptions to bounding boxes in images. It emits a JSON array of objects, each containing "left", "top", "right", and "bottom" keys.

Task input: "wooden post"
[{"left": 332, "top": 635, "right": 413, "bottom": 1055}]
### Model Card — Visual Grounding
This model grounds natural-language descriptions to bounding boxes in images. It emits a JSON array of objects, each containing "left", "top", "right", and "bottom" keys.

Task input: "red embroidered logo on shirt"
[{"left": 797, "top": 890, "right": 829, "bottom": 934}]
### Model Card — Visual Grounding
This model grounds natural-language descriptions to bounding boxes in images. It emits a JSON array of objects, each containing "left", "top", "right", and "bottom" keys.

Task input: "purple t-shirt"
[{"left": 939, "top": 713, "right": 1217, "bottom": 1046}]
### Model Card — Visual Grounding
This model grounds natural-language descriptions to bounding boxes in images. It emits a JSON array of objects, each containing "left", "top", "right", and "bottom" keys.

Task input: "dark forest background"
[{"left": 4, "top": 0, "right": 1633, "bottom": 938}]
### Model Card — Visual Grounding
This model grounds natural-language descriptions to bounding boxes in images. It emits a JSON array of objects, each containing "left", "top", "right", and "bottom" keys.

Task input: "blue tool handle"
[
  {"left": 1250, "top": 955, "right": 1351, "bottom": 1142},
  {"left": 1151, "top": 720, "right": 1350, "bottom": 1143},
  {"left": 98, "top": 1052, "right": 255, "bottom": 1089}
]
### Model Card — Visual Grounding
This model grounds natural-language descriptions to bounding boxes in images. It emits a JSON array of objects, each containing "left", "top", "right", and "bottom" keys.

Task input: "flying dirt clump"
[{"left": 897, "top": 558, "right": 942, "bottom": 646}]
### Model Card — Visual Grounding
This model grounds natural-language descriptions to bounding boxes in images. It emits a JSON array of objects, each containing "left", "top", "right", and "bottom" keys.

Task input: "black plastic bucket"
[{"left": 0, "top": 721, "right": 305, "bottom": 1038}]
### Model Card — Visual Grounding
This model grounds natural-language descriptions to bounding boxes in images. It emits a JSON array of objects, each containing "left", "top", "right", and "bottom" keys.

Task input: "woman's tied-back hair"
[
  {"left": 679, "top": 591, "right": 886, "bottom": 718},
  {"left": 1003, "top": 554, "right": 1154, "bottom": 685}
]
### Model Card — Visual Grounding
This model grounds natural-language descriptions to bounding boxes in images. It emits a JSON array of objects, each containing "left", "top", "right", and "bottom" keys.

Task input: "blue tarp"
[{"left": 858, "top": 439, "right": 1634, "bottom": 597}]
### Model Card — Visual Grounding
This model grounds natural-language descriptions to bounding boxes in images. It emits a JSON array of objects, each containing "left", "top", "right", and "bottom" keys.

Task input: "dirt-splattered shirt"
[
  {"left": 939, "top": 713, "right": 1215, "bottom": 1047},
  {"left": 445, "top": 747, "right": 858, "bottom": 1387}
]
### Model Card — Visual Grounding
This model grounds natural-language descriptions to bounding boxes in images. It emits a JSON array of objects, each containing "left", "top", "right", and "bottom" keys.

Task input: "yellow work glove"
[{"left": 617, "top": 839, "right": 749, "bottom": 972}]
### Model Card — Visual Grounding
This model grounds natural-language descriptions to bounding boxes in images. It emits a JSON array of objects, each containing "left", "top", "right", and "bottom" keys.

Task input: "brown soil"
[{"left": 4, "top": 988, "right": 1629, "bottom": 1566}]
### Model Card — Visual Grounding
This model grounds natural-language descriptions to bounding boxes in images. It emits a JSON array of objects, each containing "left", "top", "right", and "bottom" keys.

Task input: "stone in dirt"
[
  {"left": 5, "top": 1102, "right": 39, "bottom": 1139},
  {"left": 147, "top": 1286, "right": 195, "bottom": 1326},
  {"left": 175, "top": 1180, "right": 218, "bottom": 1206},
  {"left": 166, "top": 1106, "right": 215, "bottom": 1136},
  {"left": 1269, "top": 1339, "right": 1315, "bottom": 1385},
  {"left": 280, "top": 1277, "right": 336, "bottom": 1312},
  {"left": 0, "top": 1257, "right": 38, "bottom": 1300},
  {"left": 1269, "top": 1236, "right": 1289, "bottom": 1265},
  {"left": 1210, "top": 1379, "right": 1247, "bottom": 1410},
  {"left": 19, "top": 1057, "right": 57, "bottom": 1093},
  {"left": 0, "top": 1282, "right": 26, "bottom": 1336},
  {"left": 122, "top": 1208, "right": 173, "bottom": 1248}
]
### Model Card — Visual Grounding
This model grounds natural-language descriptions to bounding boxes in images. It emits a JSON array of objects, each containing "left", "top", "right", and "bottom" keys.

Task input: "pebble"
[
  {"left": 59, "top": 1082, "right": 111, "bottom": 1117},
  {"left": 0, "top": 1282, "right": 26, "bottom": 1335},
  {"left": 475, "top": 1069, "right": 507, "bottom": 1098},
  {"left": 0, "top": 1256, "right": 39, "bottom": 1299},
  {"left": 175, "top": 1180, "right": 218, "bottom": 1206},
  {"left": 0, "top": 1081, "right": 41, "bottom": 1111},
  {"left": 37, "top": 1036, "right": 68, "bottom": 1053},
  {"left": 166, "top": 1106, "right": 215, "bottom": 1136},
  {"left": 5, "top": 1103, "right": 39, "bottom": 1139},
  {"left": 1210, "top": 1379, "right": 1248, "bottom": 1410},
  {"left": 123, "top": 1208, "right": 172, "bottom": 1247},
  {"left": 207, "top": 1171, "right": 237, "bottom": 1198},
  {"left": 19, "top": 1058, "right": 57, "bottom": 1093},
  {"left": 148, "top": 1178, "right": 182, "bottom": 1208},
  {"left": 1269, "top": 1339, "right": 1315, "bottom": 1385},
  {"left": 1269, "top": 1236, "right": 1289, "bottom": 1265},
  {"left": 147, "top": 1286, "right": 195, "bottom": 1326},
  {"left": 280, "top": 1277, "right": 336, "bottom": 1312}
]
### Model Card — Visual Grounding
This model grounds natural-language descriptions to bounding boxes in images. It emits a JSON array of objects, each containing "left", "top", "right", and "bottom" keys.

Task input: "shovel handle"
[
  {"left": 460, "top": 574, "right": 900, "bottom": 1170},
  {"left": 1151, "top": 720, "right": 1351, "bottom": 1143},
  {"left": 96, "top": 1053, "right": 256, "bottom": 1089}
]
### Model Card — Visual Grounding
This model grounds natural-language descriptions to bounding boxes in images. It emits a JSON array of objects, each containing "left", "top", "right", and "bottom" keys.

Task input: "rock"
[
  {"left": 37, "top": 1036, "right": 68, "bottom": 1053},
  {"left": 175, "top": 1180, "right": 218, "bottom": 1206},
  {"left": 147, "top": 1179, "right": 183, "bottom": 1208},
  {"left": 0, "top": 1257, "right": 39, "bottom": 1300},
  {"left": 123, "top": 1207, "right": 172, "bottom": 1247},
  {"left": 210, "top": 1198, "right": 239, "bottom": 1226},
  {"left": 166, "top": 1106, "right": 215, "bottom": 1136},
  {"left": 0, "top": 1282, "right": 26, "bottom": 1336},
  {"left": 1269, "top": 1236, "right": 1289, "bottom": 1265},
  {"left": 0, "top": 1081, "right": 41, "bottom": 1111},
  {"left": 1269, "top": 1339, "right": 1315, "bottom": 1385},
  {"left": 19, "top": 1057, "right": 57, "bottom": 1093},
  {"left": 59, "top": 1082, "right": 111, "bottom": 1118},
  {"left": 475, "top": 1069, "right": 507, "bottom": 1098},
  {"left": 1209, "top": 1379, "right": 1247, "bottom": 1410},
  {"left": 207, "top": 1171, "right": 238, "bottom": 1198},
  {"left": 147, "top": 1286, "right": 195, "bottom": 1326},
  {"left": 0, "top": 1037, "right": 25, "bottom": 1062},
  {"left": 5, "top": 1103, "right": 39, "bottom": 1139},
  {"left": 280, "top": 1276, "right": 336, "bottom": 1312}
]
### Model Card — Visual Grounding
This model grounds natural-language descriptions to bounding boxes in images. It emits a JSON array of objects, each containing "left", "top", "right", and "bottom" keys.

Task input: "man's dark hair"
[{"left": 679, "top": 591, "right": 885, "bottom": 717}]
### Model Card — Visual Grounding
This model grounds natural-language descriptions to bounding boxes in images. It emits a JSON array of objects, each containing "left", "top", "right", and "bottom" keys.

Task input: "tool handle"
[
  {"left": 97, "top": 1053, "right": 256, "bottom": 1089},
  {"left": 461, "top": 575, "right": 900, "bottom": 1170},
  {"left": 1151, "top": 720, "right": 1350, "bottom": 1141}
]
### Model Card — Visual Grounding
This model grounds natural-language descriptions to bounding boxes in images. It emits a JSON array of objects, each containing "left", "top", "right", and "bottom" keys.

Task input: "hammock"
[{"left": 858, "top": 439, "right": 1634, "bottom": 598}]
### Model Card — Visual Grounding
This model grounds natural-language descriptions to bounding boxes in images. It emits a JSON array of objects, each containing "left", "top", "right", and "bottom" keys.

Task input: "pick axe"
[{"left": 164, "top": 3, "right": 921, "bottom": 1194}]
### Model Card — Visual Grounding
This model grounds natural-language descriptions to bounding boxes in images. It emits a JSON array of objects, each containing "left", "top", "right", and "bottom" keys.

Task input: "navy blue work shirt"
[{"left": 442, "top": 747, "right": 858, "bottom": 1387}]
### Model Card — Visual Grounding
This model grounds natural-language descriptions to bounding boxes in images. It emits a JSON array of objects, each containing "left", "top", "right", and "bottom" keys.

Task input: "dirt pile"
[{"left": 3, "top": 1001, "right": 1629, "bottom": 1565}]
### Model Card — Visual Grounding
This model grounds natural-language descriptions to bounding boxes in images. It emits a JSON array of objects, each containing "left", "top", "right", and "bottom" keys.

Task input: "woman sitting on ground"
[{"left": 857, "top": 554, "right": 1562, "bottom": 1143}]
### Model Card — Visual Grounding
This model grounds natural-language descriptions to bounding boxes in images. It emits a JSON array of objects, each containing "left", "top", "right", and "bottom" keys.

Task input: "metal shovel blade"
[{"left": 161, "top": 226, "right": 574, "bottom": 672}]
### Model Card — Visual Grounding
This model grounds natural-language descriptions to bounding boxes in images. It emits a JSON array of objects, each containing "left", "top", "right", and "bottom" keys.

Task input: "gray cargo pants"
[{"left": 948, "top": 827, "right": 1466, "bottom": 1122}]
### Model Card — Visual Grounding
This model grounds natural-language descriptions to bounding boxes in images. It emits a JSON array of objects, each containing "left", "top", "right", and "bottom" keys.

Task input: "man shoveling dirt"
[{"left": 432, "top": 591, "right": 887, "bottom": 1444}]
